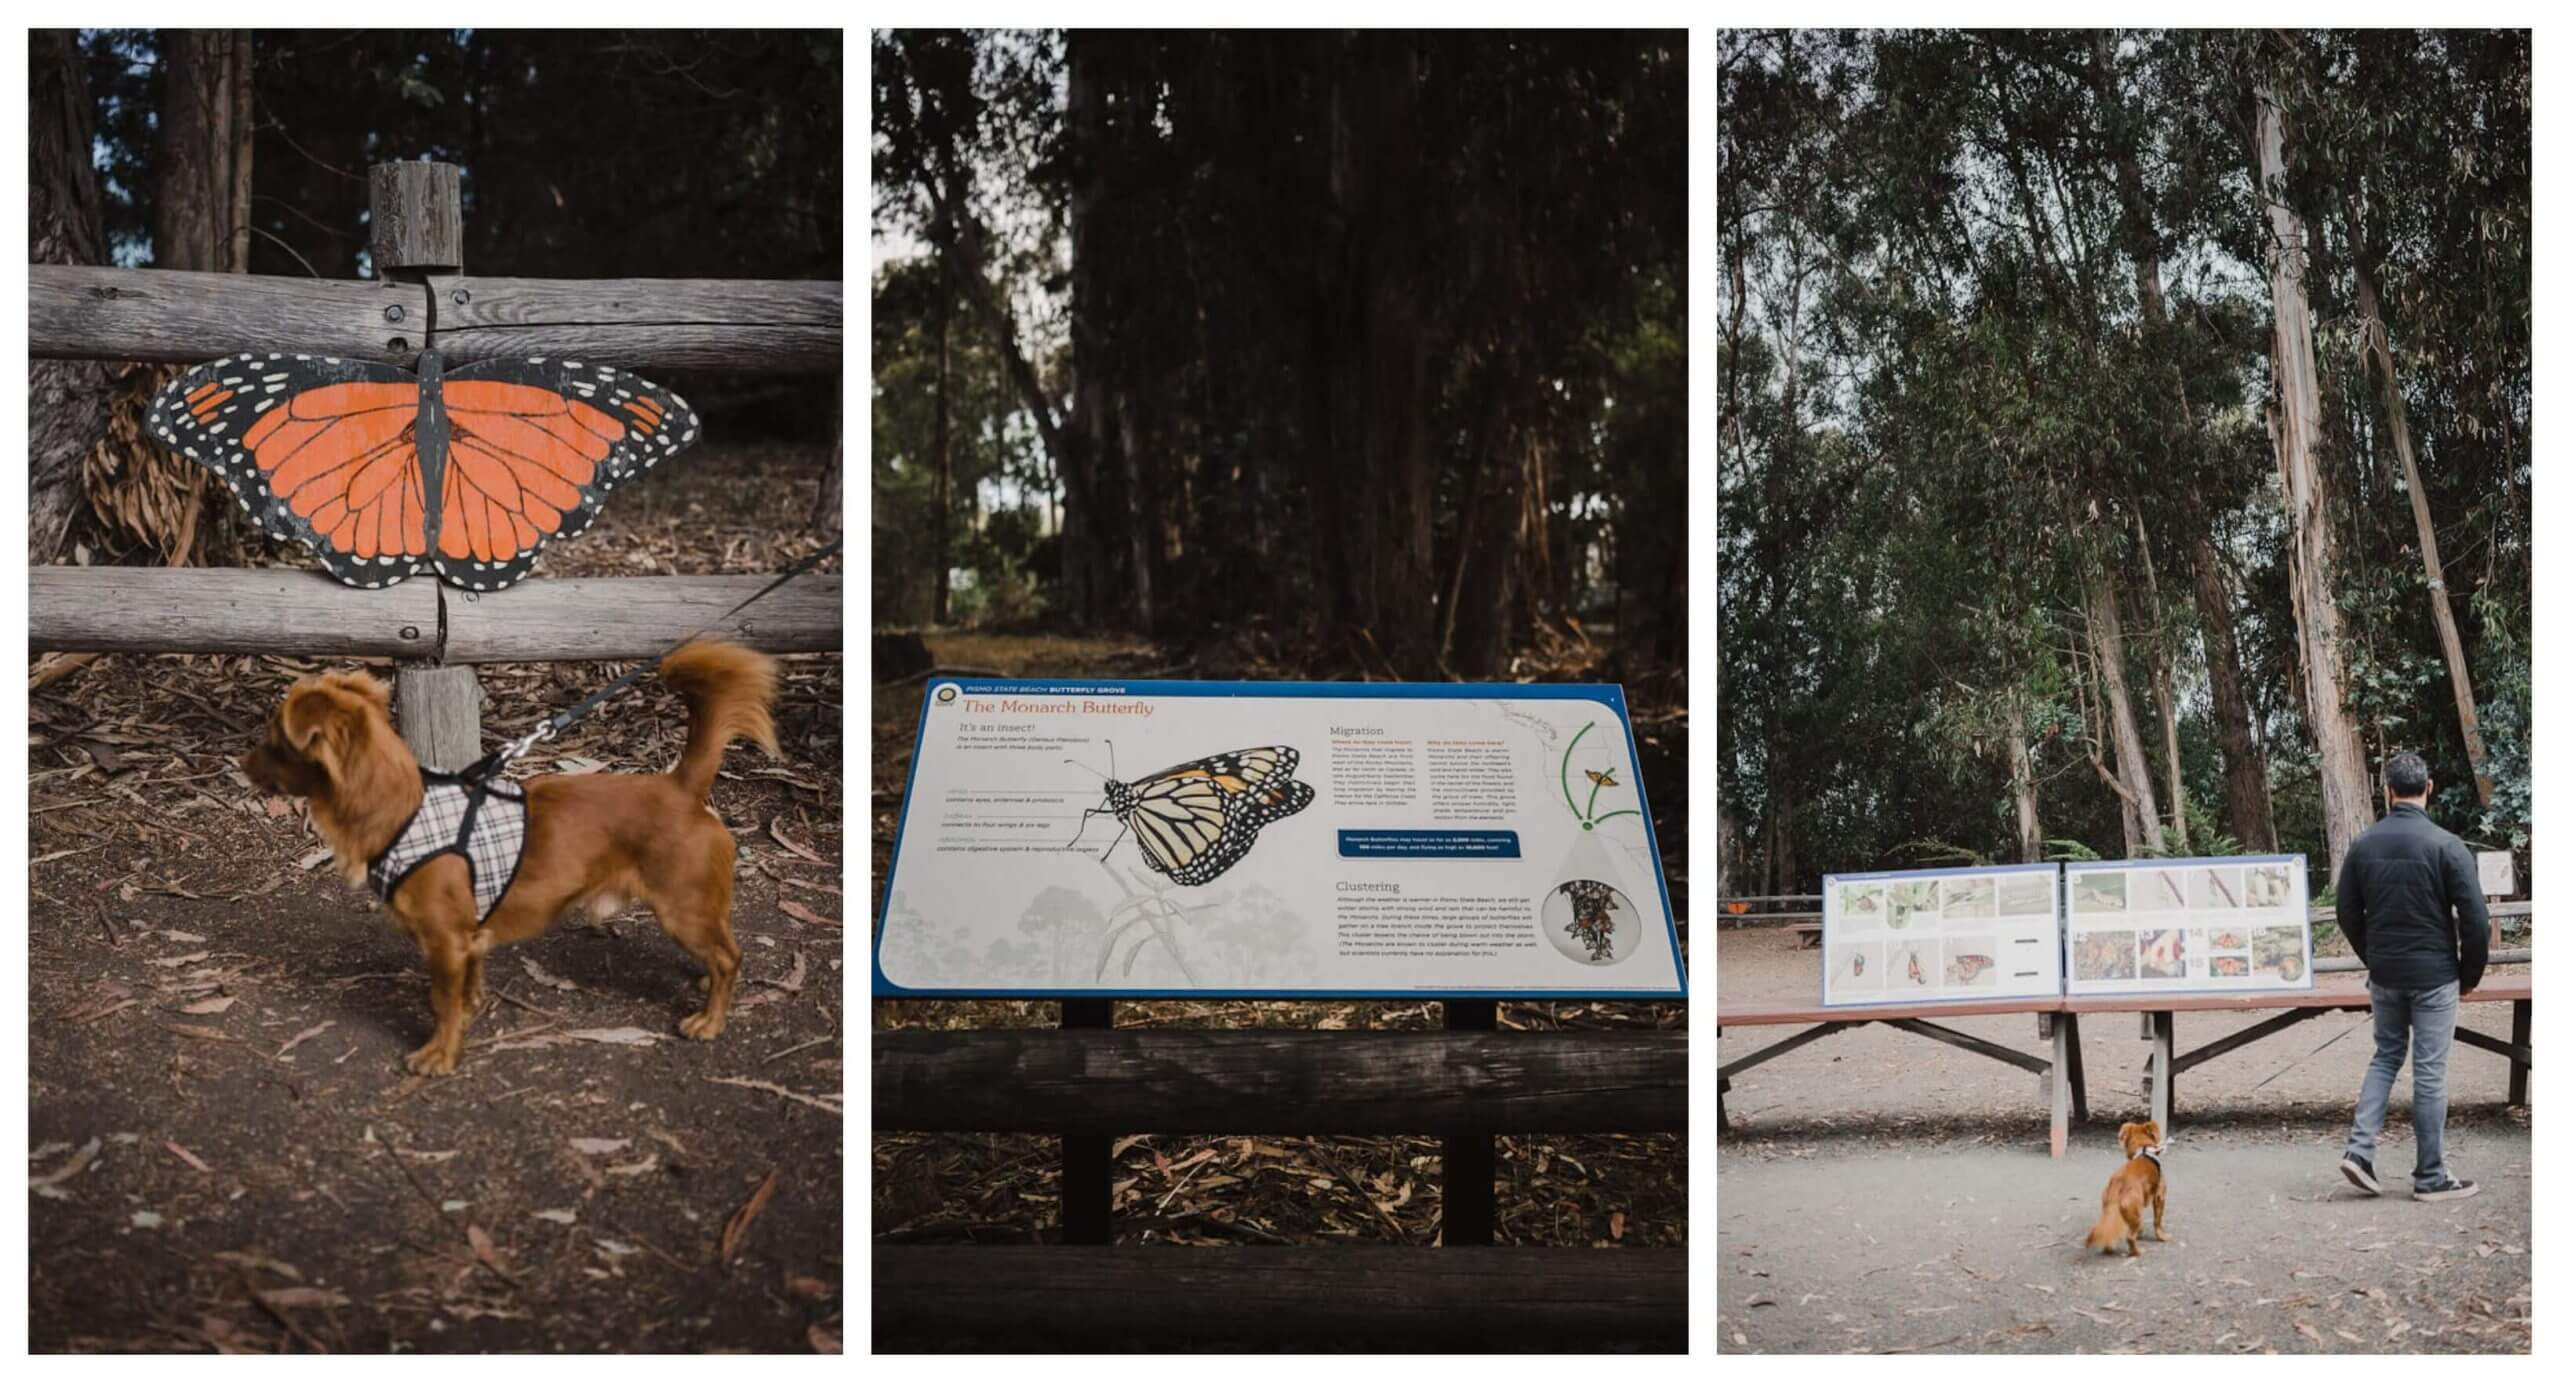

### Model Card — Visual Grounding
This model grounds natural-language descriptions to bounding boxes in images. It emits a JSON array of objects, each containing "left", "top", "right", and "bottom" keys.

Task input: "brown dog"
[
  {"left": 243, "top": 639, "right": 778, "bottom": 1074},
  {"left": 2084, "top": 1119, "right": 2169, "bottom": 1256}
]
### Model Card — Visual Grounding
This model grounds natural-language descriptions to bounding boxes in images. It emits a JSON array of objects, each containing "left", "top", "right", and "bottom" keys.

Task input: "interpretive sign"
[
  {"left": 2063, "top": 854, "right": 2313, "bottom": 995},
  {"left": 1818, "top": 863, "right": 2061, "bottom": 1006},
  {"left": 874, "top": 679, "right": 1686, "bottom": 997}
]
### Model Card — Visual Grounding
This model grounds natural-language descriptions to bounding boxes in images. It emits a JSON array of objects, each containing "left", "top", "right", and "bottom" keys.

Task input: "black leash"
[{"left": 456, "top": 536, "right": 841, "bottom": 782}]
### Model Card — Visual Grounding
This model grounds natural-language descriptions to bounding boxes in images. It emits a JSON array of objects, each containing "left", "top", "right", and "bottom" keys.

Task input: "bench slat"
[
  {"left": 873, "top": 1028, "right": 1686, "bottom": 1136},
  {"left": 871, "top": 1247, "right": 1684, "bottom": 1351}
]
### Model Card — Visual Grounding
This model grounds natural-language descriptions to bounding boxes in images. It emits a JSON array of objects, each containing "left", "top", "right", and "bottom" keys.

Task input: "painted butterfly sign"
[
  {"left": 146, "top": 350, "right": 698, "bottom": 591},
  {"left": 876, "top": 679, "right": 1686, "bottom": 999}
]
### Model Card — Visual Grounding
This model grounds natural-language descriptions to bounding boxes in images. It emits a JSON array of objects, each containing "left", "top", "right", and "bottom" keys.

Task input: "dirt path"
[
  {"left": 1716, "top": 926, "right": 2531, "bottom": 1353},
  {"left": 29, "top": 870, "right": 845, "bottom": 1351},
  {"left": 1720, "top": 1129, "right": 2531, "bottom": 1353}
]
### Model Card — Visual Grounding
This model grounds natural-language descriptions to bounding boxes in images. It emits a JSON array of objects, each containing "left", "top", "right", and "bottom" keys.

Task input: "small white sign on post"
[{"left": 2476, "top": 850, "right": 2515, "bottom": 897}]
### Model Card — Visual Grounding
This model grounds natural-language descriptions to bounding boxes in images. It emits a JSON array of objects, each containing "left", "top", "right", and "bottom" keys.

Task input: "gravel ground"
[{"left": 1715, "top": 926, "right": 2531, "bottom": 1353}]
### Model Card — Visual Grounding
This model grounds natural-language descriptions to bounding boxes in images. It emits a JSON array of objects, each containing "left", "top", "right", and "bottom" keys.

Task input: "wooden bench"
[
  {"left": 2063, "top": 970, "right": 2533, "bottom": 1137},
  {"left": 873, "top": 1003, "right": 1688, "bottom": 1350},
  {"left": 1717, "top": 995, "right": 2088, "bottom": 1157}
]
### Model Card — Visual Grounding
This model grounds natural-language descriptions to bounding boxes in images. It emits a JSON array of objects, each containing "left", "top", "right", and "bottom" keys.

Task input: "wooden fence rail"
[
  {"left": 29, "top": 265, "right": 842, "bottom": 374},
  {"left": 874, "top": 1029, "right": 1688, "bottom": 1136},
  {"left": 873, "top": 1023, "right": 1689, "bottom": 1349},
  {"left": 871, "top": 1247, "right": 1687, "bottom": 1352},
  {"left": 28, "top": 568, "right": 841, "bottom": 662}
]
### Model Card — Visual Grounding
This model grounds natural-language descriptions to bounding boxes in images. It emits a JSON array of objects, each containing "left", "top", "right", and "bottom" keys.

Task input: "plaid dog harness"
[{"left": 367, "top": 770, "right": 529, "bottom": 922}]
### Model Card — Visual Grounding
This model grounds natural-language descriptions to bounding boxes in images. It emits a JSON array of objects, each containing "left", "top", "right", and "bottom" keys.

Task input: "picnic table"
[
  {"left": 1719, "top": 971, "right": 2532, "bottom": 1156},
  {"left": 2065, "top": 970, "right": 2532, "bottom": 1137}
]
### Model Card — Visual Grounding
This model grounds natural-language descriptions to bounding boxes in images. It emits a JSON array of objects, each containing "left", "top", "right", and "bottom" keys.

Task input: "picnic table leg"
[
  {"left": 1718, "top": 1074, "right": 1732, "bottom": 1135},
  {"left": 2045, "top": 1013, "right": 2068, "bottom": 1158},
  {"left": 2147, "top": 1010, "right": 2174, "bottom": 1138},
  {"left": 2065, "top": 1012, "right": 2088, "bottom": 1124},
  {"left": 2511, "top": 999, "right": 2532, "bottom": 1107}
]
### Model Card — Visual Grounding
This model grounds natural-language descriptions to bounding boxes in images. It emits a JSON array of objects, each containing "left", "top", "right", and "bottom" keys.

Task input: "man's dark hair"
[{"left": 2385, "top": 751, "right": 2431, "bottom": 800}]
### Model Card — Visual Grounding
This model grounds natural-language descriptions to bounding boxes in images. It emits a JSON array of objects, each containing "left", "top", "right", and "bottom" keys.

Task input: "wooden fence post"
[{"left": 370, "top": 161, "right": 479, "bottom": 769}]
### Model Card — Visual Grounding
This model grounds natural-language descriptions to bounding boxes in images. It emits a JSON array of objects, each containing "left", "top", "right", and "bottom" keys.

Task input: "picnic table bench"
[
  {"left": 1716, "top": 995, "right": 2090, "bottom": 1156},
  {"left": 1719, "top": 972, "right": 2531, "bottom": 1156},
  {"left": 2064, "top": 970, "right": 2532, "bottom": 1137}
]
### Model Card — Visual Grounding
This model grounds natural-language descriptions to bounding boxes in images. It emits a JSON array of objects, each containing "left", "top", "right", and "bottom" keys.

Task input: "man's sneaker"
[
  {"left": 2414, "top": 1177, "right": 2480, "bottom": 1202},
  {"left": 2339, "top": 1153, "right": 2383, "bottom": 1195}
]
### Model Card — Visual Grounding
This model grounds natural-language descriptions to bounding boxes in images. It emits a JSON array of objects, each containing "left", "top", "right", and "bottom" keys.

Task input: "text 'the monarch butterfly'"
[{"left": 146, "top": 349, "right": 699, "bottom": 591}]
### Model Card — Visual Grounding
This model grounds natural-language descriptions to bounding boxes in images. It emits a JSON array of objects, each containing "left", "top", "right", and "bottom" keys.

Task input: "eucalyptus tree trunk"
[
  {"left": 2346, "top": 199, "right": 2492, "bottom": 810},
  {"left": 2135, "top": 512, "right": 2187, "bottom": 844},
  {"left": 2004, "top": 698, "right": 2043, "bottom": 863},
  {"left": 2190, "top": 529, "right": 2276, "bottom": 850},
  {"left": 2087, "top": 562, "right": 2164, "bottom": 853},
  {"left": 2255, "top": 84, "right": 2374, "bottom": 871},
  {"left": 2091, "top": 34, "right": 2274, "bottom": 852}
]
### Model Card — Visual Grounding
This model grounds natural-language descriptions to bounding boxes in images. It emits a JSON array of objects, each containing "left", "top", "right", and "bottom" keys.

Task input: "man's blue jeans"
[{"left": 2344, "top": 979, "right": 2461, "bottom": 1188}]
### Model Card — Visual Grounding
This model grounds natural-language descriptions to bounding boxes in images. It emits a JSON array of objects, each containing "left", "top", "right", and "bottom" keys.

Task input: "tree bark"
[
  {"left": 931, "top": 252, "right": 954, "bottom": 625},
  {"left": 2190, "top": 529, "right": 2276, "bottom": 850},
  {"left": 29, "top": 29, "right": 112, "bottom": 564},
  {"left": 2135, "top": 511, "right": 2187, "bottom": 844},
  {"left": 2346, "top": 196, "right": 2492, "bottom": 809},
  {"left": 2004, "top": 698, "right": 2043, "bottom": 864},
  {"left": 157, "top": 31, "right": 254, "bottom": 273},
  {"left": 2255, "top": 84, "right": 2375, "bottom": 872},
  {"left": 2086, "top": 560, "right": 2164, "bottom": 852}
]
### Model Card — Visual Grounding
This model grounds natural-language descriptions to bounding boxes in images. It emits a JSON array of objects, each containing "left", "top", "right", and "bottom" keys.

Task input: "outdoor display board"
[
  {"left": 2062, "top": 854, "right": 2313, "bottom": 996},
  {"left": 874, "top": 679, "right": 1686, "bottom": 998},
  {"left": 1819, "top": 863, "right": 2061, "bottom": 1006}
]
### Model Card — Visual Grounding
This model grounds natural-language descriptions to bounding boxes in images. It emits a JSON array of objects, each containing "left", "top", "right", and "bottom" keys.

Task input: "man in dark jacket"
[{"left": 2334, "top": 751, "right": 2491, "bottom": 1201}]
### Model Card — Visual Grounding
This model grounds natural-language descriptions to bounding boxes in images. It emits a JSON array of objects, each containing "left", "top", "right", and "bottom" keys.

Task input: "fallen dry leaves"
[{"left": 722, "top": 1170, "right": 781, "bottom": 1261}]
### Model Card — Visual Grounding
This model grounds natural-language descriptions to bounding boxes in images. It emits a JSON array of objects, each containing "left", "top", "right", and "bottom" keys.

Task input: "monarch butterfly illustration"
[
  {"left": 1584, "top": 768, "right": 1619, "bottom": 788},
  {"left": 1947, "top": 952, "right": 1995, "bottom": 984},
  {"left": 1065, "top": 743, "right": 1315, "bottom": 887},
  {"left": 145, "top": 349, "right": 698, "bottom": 591}
]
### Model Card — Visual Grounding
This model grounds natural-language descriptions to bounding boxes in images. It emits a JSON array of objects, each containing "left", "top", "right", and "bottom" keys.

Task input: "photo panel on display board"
[
  {"left": 2062, "top": 854, "right": 2312, "bottom": 996},
  {"left": 1820, "top": 863, "right": 2060, "bottom": 1007}
]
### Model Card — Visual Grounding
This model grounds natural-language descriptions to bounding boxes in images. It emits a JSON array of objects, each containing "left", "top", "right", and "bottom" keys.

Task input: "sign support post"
[
  {"left": 1442, "top": 999, "right": 1498, "bottom": 1245},
  {"left": 1060, "top": 998, "right": 1114, "bottom": 1245}
]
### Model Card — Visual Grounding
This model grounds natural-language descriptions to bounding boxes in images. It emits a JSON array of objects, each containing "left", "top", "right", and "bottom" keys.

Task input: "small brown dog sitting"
[
  {"left": 243, "top": 639, "right": 778, "bottom": 1075},
  {"left": 2084, "top": 1119, "right": 2169, "bottom": 1256}
]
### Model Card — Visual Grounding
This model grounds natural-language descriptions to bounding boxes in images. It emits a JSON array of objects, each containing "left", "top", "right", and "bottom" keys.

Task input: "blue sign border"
[
  {"left": 2062, "top": 853, "right": 2315, "bottom": 998},
  {"left": 873, "top": 678, "right": 1687, "bottom": 1000}
]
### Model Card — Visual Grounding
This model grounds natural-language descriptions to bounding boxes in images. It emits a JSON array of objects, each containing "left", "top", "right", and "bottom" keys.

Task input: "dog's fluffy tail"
[{"left": 660, "top": 637, "right": 780, "bottom": 802}]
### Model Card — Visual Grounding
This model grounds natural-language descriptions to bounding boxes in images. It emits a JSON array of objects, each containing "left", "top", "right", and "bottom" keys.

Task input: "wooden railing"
[
  {"left": 871, "top": 1019, "right": 1688, "bottom": 1351},
  {"left": 28, "top": 159, "right": 843, "bottom": 764}
]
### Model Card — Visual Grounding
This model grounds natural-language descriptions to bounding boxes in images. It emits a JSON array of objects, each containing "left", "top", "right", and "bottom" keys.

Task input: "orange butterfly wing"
[
  {"left": 434, "top": 360, "right": 701, "bottom": 589},
  {"left": 147, "top": 354, "right": 434, "bottom": 588},
  {"left": 149, "top": 352, "right": 697, "bottom": 591}
]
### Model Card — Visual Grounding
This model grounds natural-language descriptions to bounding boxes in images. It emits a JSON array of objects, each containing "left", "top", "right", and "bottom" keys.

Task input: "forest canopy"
[
  {"left": 1717, "top": 30, "right": 2529, "bottom": 892},
  {"left": 872, "top": 31, "right": 1687, "bottom": 682}
]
